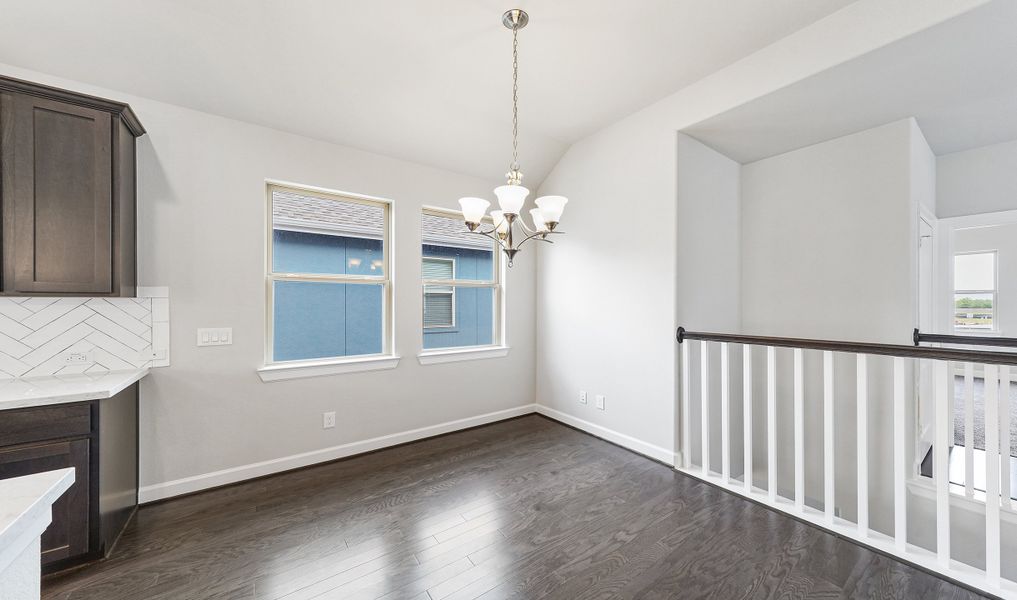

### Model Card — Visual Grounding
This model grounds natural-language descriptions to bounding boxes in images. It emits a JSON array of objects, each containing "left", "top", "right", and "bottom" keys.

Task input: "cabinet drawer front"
[{"left": 0, "top": 403, "right": 92, "bottom": 446}]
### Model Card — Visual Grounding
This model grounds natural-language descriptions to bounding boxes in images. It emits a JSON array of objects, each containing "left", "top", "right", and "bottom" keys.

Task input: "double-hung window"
[
  {"left": 954, "top": 251, "right": 997, "bottom": 331},
  {"left": 264, "top": 182, "right": 393, "bottom": 375},
  {"left": 421, "top": 208, "right": 502, "bottom": 351}
]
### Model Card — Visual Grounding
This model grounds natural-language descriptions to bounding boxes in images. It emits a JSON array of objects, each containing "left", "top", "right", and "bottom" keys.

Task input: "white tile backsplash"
[{"left": 0, "top": 289, "right": 170, "bottom": 379}]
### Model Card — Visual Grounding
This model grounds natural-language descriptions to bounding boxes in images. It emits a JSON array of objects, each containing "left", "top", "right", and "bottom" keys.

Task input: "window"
[
  {"left": 954, "top": 251, "right": 997, "bottom": 331},
  {"left": 266, "top": 182, "right": 392, "bottom": 365},
  {"left": 423, "top": 258, "right": 455, "bottom": 328},
  {"left": 421, "top": 208, "right": 502, "bottom": 351}
]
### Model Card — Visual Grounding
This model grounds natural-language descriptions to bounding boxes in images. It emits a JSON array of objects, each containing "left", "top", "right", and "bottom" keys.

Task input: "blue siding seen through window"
[
  {"left": 422, "top": 244, "right": 494, "bottom": 349},
  {"left": 272, "top": 229, "right": 385, "bottom": 361},
  {"left": 273, "top": 280, "right": 383, "bottom": 361}
]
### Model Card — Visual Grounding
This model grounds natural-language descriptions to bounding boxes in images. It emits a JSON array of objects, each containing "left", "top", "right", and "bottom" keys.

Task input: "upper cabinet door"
[{"left": 4, "top": 94, "right": 113, "bottom": 294}]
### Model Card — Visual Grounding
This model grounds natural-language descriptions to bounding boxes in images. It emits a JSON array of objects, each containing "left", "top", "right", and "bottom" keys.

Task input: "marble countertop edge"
[{"left": 0, "top": 369, "right": 149, "bottom": 411}]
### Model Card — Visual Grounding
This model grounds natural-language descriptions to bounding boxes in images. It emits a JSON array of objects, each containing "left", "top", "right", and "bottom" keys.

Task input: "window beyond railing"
[{"left": 954, "top": 251, "right": 998, "bottom": 332}]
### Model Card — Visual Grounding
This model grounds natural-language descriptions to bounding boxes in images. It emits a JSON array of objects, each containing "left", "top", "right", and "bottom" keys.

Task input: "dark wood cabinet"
[
  {"left": 0, "top": 439, "right": 90, "bottom": 563},
  {"left": 0, "top": 383, "right": 139, "bottom": 572},
  {"left": 0, "top": 75, "right": 144, "bottom": 296}
]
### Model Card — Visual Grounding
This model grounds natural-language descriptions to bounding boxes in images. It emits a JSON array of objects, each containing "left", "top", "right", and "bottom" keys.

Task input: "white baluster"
[
  {"left": 744, "top": 345, "right": 753, "bottom": 493},
  {"left": 768, "top": 346, "right": 777, "bottom": 503},
  {"left": 985, "top": 364, "right": 1000, "bottom": 585},
  {"left": 934, "top": 360, "right": 951, "bottom": 568},
  {"left": 1001, "top": 366, "right": 1012, "bottom": 511},
  {"left": 701, "top": 340, "right": 710, "bottom": 476},
  {"left": 857, "top": 354, "right": 868, "bottom": 538},
  {"left": 681, "top": 339, "right": 691, "bottom": 469},
  {"left": 794, "top": 348, "right": 804, "bottom": 512},
  {"left": 894, "top": 357, "right": 907, "bottom": 552},
  {"left": 965, "top": 362, "right": 975, "bottom": 498},
  {"left": 824, "top": 351, "right": 835, "bottom": 524},
  {"left": 721, "top": 342, "right": 730, "bottom": 484}
]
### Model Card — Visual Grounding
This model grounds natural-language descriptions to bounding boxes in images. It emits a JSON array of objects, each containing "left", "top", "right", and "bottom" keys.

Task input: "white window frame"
[
  {"left": 953, "top": 250, "right": 998, "bottom": 333},
  {"left": 419, "top": 206, "right": 508, "bottom": 364},
  {"left": 422, "top": 256, "right": 456, "bottom": 329},
  {"left": 258, "top": 180, "right": 398, "bottom": 382}
]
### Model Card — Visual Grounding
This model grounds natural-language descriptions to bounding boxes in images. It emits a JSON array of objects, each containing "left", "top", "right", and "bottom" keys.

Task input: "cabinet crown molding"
[{"left": 0, "top": 74, "right": 146, "bottom": 136}]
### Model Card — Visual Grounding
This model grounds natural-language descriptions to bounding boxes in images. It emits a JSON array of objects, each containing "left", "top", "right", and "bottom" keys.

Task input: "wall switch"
[
  {"left": 595, "top": 395, "right": 606, "bottom": 410},
  {"left": 579, "top": 390, "right": 588, "bottom": 404},
  {"left": 323, "top": 411, "right": 336, "bottom": 429},
  {"left": 197, "top": 327, "right": 232, "bottom": 346}
]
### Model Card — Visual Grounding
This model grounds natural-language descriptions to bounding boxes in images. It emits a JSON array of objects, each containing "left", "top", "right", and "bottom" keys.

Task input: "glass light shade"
[
  {"left": 458, "top": 197, "right": 490, "bottom": 224},
  {"left": 493, "top": 185, "right": 529, "bottom": 215},
  {"left": 490, "top": 210, "right": 509, "bottom": 234},
  {"left": 535, "top": 195, "right": 568, "bottom": 223},
  {"left": 530, "top": 208, "right": 548, "bottom": 232}
]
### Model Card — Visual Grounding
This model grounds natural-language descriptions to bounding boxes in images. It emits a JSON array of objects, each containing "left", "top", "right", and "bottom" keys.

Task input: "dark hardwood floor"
[{"left": 42, "top": 415, "right": 988, "bottom": 600}]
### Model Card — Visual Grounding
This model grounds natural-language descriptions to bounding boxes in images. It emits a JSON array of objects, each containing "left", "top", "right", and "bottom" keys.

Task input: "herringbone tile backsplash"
[{"left": 0, "top": 289, "right": 170, "bottom": 379}]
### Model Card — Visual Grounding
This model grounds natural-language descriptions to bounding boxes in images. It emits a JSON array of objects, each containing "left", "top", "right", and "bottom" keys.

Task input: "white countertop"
[
  {"left": 0, "top": 369, "right": 148, "bottom": 411},
  {"left": 0, "top": 468, "right": 75, "bottom": 573}
]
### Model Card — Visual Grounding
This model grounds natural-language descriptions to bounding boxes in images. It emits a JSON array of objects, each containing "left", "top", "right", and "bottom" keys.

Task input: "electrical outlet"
[
  {"left": 322, "top": 411, "right": 336, "bottom": 429},
  {"left": 63, "top": 351, "right": 90, "bottom": 365},
  {"left": 595, "top": 395, "right": 606, "bottom": 410},
  {"left": 579, "top": 390, "right": 588, "bottom": 404}
]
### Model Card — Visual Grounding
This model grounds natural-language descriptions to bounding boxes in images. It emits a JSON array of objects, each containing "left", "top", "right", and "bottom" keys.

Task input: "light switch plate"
[
  {"left": 595, "top": 395, "right": 606, "bottom": 410},
  {"left": 197, "top": 327, "right": 233, "bottom": 346}
]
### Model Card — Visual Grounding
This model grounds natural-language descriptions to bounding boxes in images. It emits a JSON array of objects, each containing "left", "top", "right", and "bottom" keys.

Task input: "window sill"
[
  {"left": 257, "top": 355, "right": 400, "bottom": 382},
  {"left": 417, "top": 346, "right": 510, "bottom": 365}
]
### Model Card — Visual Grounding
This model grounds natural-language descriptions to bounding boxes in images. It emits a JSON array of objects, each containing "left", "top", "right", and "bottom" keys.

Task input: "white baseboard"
[
  {"left": 535, "top": 404, "right": 677, "bottom": 466},
  {"left": 139, "top": 404, "right": 536, "bottom": 503}
]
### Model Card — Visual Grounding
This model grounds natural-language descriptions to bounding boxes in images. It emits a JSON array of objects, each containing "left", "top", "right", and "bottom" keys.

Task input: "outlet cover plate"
[
  {"left": 579, "top": 390, "right": 588, "bottom": 404},
  {"left": 323, "top": 411, "right": 336, "bottom": 429}
]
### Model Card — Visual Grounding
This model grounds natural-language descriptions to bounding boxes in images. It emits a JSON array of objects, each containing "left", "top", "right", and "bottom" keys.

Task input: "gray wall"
[
  {"left": 938, "top": 138, "right": 1017, "bottom": 218},
  {"left": 0, "top": 63, "right": 537, "bottom": 498}
]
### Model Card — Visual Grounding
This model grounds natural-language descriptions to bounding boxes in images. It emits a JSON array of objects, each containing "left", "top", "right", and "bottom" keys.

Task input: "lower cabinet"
[
  {"left": 0, "top": 383, "right": 138, "bottom": 572},
  {"left": 0, "top": 439, "right": 90, "bottom": 564}
]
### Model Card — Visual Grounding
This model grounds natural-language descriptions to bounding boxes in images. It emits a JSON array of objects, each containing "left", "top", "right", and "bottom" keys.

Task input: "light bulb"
[
  {"left": 490, "top": 210, "right": 509, "bottom": 235},
  {"left": 530, "top": 208, "right": 548, "bottom": 232}
]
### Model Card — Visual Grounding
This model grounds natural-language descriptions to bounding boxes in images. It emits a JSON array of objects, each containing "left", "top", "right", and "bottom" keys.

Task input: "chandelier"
[{"left": 458, "top": 9, "right": 568, "bottom": 267}]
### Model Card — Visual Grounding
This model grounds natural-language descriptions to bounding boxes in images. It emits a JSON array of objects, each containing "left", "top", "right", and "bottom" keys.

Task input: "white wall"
[
  {"left": 535, "top": 0, "right": 986, "bottom": 464},
  {"left": 0, "top": 63, "right": 537, "bottom": 500},
  {"left": 938, "top": 138, "right": 1017, "bottom": 218},
  {"left": 741, "top": 119, "right": 917, "bottom": 343},
  {"left": 676, "top": 134, "right": 742, "bottom": 469},
  {"left": 739, "top": 119, "right": 925, "bottom": 532}
]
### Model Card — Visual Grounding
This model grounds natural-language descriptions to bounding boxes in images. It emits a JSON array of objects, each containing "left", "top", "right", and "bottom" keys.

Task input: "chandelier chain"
[{"left": 511, "top": 27, "right": 519, "bottom": 173}]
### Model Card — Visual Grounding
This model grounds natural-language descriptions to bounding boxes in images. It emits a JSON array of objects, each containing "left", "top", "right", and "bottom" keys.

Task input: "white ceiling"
[
  {"left": 683, "top": 0, "right": 1017, "bottom": 163},
  {"left": 0, "top": 0, "right": 855, "bottom": 186}
]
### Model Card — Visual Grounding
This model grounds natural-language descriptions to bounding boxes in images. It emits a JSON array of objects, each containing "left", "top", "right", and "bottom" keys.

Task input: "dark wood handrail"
[
  {"left": 676, "top": 327, "right": 1017, "bottom": 366},
  {"left": 913, "top": 328, "right": 1017, "bottom": 349}
]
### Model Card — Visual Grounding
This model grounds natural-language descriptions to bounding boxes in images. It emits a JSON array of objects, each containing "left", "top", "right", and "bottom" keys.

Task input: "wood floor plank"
[{"left": 41, "top": 415, "right": 993, "bottom": 600}]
